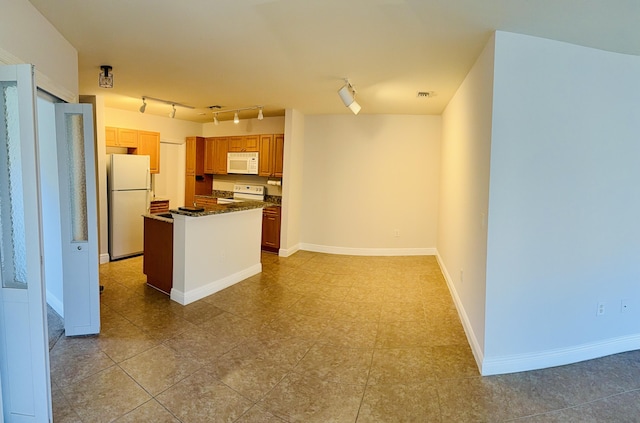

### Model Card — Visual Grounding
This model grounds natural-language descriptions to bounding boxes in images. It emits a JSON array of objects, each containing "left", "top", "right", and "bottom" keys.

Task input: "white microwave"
[{"left": 227, "top": 152, "right": 259, "bottom": 174}]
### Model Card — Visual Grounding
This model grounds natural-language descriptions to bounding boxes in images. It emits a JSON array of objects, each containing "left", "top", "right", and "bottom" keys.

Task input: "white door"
[
  {"left": 0, "top": 64, "right": 52, "bottom": 421},
  {"left": 55, "top": 103, "right": 100, "bottom": 336}
]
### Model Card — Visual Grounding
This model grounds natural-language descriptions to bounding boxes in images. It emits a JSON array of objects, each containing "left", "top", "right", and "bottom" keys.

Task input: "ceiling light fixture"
[
  {"left": 214, "top": 113, "right": 219, "bottom": 125},
  {"left": 233, "top": 111, "right": 240, "bottom": 124},
  {"left": 207, "top": 105, "right": 264, "bottom": 123},
  {"left": 139, "top": 97, "right": 147, "bottom": 113},
  {"left": 99, "top": 65, "right": 113, "bottom": 88},
  {"left": 338, "top": 78, "right": 361, "bottom": 115},
  {"left": 169, "top": 104, "right": 176, "bottom": 119},
  {"left": 140, "top": 96, "right": 194, "bottom": 119},
  {"left": 257, "top": 107, "right": 264, "bottom": 121}
]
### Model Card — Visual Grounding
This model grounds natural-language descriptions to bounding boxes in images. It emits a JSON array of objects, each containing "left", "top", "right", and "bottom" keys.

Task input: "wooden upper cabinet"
[
  {"left": 136, "top": 131, "right": 160, "bottom": 174},
  {"left": 213, "top": 137, "right": 229, "bottom": 174},
  {"left": 244, "top": 135, "right": 259, "bottom": 152},
  {"left": 105, "top": 126, "right": 138, "bottom": 148},
  {"left": 105, "top": 126, "right": 117, "bottom": 146},
  {"left": 204, "top": 138, "right": 215, "bottom": 174},
  {"left": 258, "top": 135, "right": 273, "bottom": 177},
  {"left": 185, "top": 137, "right": 197, "bottom": 175},
  {"left": 228, "top": 135, "right": 259, "bottom": 152},
  {"left": 273, "top": 134, "right": 284, "bottom": 177},
  {"left": 116, "top": 128, "right": 138, "bottom": 148}
]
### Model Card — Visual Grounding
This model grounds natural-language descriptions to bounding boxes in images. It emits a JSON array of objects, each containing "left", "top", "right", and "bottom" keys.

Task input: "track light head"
[
  {"left": 214, "top": 113, "right": 219, "bottom": 125},
  {"left": 233, "top": 111, "right": 240, "bottom": 124},
  {"left": 257, "top": 107, "right": 264, "bottom": 120},
  {"left": 139, "top": 98, "right": 147, "bottom": 113},
  {"left": 338, "top": 79, "right": 361, "bottom": 115},
  {"left": 169, "top": 104, "right": 176, "bottom": 119}
]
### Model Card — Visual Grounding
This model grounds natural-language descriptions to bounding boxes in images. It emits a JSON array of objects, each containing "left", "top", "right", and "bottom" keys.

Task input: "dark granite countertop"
[
  {"left": 169, "top": 200, "right": 270, "bottom": 217},
  {"left": 144, "top": 213, "right": 174, "bottom": 223}
]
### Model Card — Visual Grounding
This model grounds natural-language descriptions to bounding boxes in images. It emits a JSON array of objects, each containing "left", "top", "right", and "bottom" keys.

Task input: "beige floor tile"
[
  {"left": 368, "top": 348, "right": 436, "bottom": 385},
  {"left": 156, "top": 366, "right": 254, "bottom": 423},
  {"left": 318, "top": 319, "right": 379, "bottom": 349},
  {"left": 266, "top": 310, "right": 330, "bottom": 339},
  {"left": 332, "top": 301, "right": 382, "bottom": 322},
  {"left": 379, "top": 301, "right": 426, "bottom": 322},
  {"left": 113, "top": 399, "right": 180, "bottom": 422},
  {"left": 60, "top": 366, "right": 151, "bottom": 423},
  {"left": 431, "top": 345, "right": 480, "bottom": 379},
  {"left": 97, "top": 320, "right": 160, "bottom": 363},
  {"left": 357, "top": 382, "right": 441, "bottom": 423},
  {"left": 163, "top": 324, "right": 243, "bottom": 363},
  {"left": 51, "top": 382, "right": 83, "bottom": 423},
  {"left": 209, "top": 352, "right": 290, "bottom": 402},
  {"left": 294, "top": 343, "right": 373, "bottom": 385},
  {"left": 236, "top": 405, "right": 288, "bottom": 422},
  {"left": 50, "top": 336, "right": 116, "bottom": 388},
  {"left": 511, "top": 405, "right": 599, "bottom": 422},
  {"left": 119, "top": 344, "right": 204, "bottom": 395},
  {"left": 287, "top": 296, "right": 340, "bottom": 319},
  {"left": 376, "top": 320, "right": 433, "bottom": 348},
  {"left": 226, "top": 329, "right": 316, "bottom": 369},
  {"left": 170, "top": 299, "right": 226, "bottom": 326},
  {"left": 259, "top": 372, "right": 365, "bottom": 423}
]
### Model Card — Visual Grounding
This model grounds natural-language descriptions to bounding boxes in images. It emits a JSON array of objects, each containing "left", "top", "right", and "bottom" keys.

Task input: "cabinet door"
[
  {"left": 213, "top": 137, "right": 229, "bottom": 174},
  {"left": 105, "top": 126, "right": 117, "bottom": 147},
  {"left": 184, "top": 174, "right": 196, "bottom": 206},
  {"left": 185, "top": 137, "right": 196, "bottom": 175},
  {"left": 261, "top": 207, "right": 281, "bottom": 250},
  {"left": 244, "top": 135, "right": 259, "bottom": 152},
  {"left": 117, "top": 128, "right": 138, "bottom": 148},
  {"left": 194, "top": 137, "right": 205, "bottom": 175},
  {"left": 258, "top": 134, "right": 273, "bottom": 176},
  {"left": 204, "top": 138, "right": 215, "bottom": 174},
  {"left": 274, "top": 134, "right": 284, "bottom": 177},
  {"left": 137, "top": 131, "right": 160, "bottom": 174},
  {"left": 228, "top": 136, "right": 244, "bottom": 152}
]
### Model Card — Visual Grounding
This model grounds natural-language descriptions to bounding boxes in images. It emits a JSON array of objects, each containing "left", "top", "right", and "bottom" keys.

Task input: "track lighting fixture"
[
  {"left": 233, "top": 111, "right": 240, "bottom": 124},
  {"left": 257, "top": 107, "right": 264, "bottom": 121},
  {"left": 139, "top": 96, "right": 194, "bottom": 118},
  {"left": 207, "top": 105, "right": 264, "bottom": 123},
  {"left": 169, "top": 104, "right": 176, "bottom": 119},
  {"left": 99, "top": 65, "right": 113, "bottom": 88},
  {"left": 139, "top": 97, "right": 147, "bottom": 113},
  {"left": 214, "top": 113, "right": 219, "bottom": 125},
  {"left": 338, "top": 79, "right": 361, "bottom": 115}
]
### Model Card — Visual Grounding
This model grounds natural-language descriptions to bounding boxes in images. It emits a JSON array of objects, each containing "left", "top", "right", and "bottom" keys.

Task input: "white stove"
[{"left": 217, "top": 184, "right": 265, "bottom": 204}]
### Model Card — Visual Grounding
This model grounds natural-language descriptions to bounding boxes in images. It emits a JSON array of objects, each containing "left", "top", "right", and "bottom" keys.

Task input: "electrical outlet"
[
  {"left": 621, "top": 299, "right": 630, "bottom": 313},
  {"left": 597, "top": 302, "right": 605, "bottom": 316}
]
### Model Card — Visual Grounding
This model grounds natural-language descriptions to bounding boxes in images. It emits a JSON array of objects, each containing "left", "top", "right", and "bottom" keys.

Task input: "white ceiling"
[{"left": 28, "top": 0, "right": 640, "bottom": 123}]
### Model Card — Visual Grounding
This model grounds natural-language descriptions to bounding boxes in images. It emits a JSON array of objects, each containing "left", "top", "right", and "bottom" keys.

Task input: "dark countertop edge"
[
  {"left": 169, "top": 201, "right": 270, "bottom": 217},
  {"left": 144, "top": 213, "right": 174, "bottom": 223}
]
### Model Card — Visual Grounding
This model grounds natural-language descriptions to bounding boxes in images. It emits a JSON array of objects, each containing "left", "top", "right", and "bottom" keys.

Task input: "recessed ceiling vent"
[{"left": 417, "top": 91, "right": 435, "bottom": 98}]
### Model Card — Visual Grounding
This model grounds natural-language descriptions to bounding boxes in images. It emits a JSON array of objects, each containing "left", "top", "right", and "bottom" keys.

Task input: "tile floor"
[{"left": 50, "top": 251, "right": 640, "bottom": 422}]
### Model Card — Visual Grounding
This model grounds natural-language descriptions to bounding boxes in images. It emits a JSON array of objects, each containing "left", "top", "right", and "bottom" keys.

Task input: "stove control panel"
[{"left": 233, "top": 184, "right": 265, "bottom": 196}]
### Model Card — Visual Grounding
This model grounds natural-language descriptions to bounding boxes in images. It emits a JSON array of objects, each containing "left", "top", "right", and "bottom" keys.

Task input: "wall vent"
[{"left": 416, "top": 91, "right": 434, "bottom": 98}]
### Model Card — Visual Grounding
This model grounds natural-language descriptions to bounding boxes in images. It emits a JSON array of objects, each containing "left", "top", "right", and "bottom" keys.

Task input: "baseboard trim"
[
  {"left": 46, "top": 290, "right": 64, "bottom": 318},
  {"left": 482, "top": 334, "right": 640, "bottom": 376},
  {"left": 278, "top": 244, "right": 300, "bottom": 257},
  {"left": 170, "top": 263, "right": 262, "bottom": 306},
  {"left": 435, "top": 252, "right": 485, "bottom": 373},
  {"left": 300, "top": 243, "right": 436, "bottom": 256},
  {"left": 99, "top": 253, "right": 110, "bottom": 264}
]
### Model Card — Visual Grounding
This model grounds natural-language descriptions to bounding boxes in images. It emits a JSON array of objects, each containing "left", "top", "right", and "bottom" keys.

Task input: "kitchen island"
[{"left": 145, "top": 201, "right": 267, "bottom": 305}]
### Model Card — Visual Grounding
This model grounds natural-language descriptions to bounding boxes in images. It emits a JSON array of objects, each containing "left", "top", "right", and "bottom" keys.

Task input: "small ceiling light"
[
  {"left": 233, "top": 111, "right": 240, "bottom": 124},
  {"left": 338, "top": 79, "right": 361, "bottom": 115},
  {"left": 214, "top": 113, "right": 219, "bottom": 125},
  {"left": 257, "top": 107, "right": 264, "bottom": 121},
  {"left": 139, "top": 97, "right": 147, "bottom": 113},
  {"left": 169, "top": 104, "right": 176, "bottom": 119},
  {"left": 99, "top": 65, "right": 113, "bottom": 88}
]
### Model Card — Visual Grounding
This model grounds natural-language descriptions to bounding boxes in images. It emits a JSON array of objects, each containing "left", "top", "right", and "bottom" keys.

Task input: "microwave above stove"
[{"left": 227, "top": 152, "right": 259, "bottom": 174}]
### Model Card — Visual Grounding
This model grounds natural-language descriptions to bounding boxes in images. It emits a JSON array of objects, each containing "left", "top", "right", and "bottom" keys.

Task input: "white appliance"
[
  {"left": 217, "top": 184, "right": 265, "bottom": 204},
  {"left": 227, "top": 152, "right": 259, "bottom": 174},
  {"left": 107, "top": 154, "right": 150, "bottom": 260}
]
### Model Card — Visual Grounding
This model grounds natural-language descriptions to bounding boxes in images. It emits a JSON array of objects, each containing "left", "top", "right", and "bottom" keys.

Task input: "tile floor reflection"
[{"left": 50, "top": 251, "right": 640, "bottom": 422}]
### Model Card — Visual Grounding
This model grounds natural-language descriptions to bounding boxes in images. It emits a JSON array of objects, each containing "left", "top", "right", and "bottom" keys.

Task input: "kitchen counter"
[{"left": 170, "top": 200, "right": 269, "bottom": 217}]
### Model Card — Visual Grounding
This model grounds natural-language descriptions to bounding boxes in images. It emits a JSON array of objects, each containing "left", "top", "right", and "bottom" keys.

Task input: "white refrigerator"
[{"left": 108, "top": 154, "right": 150, "bottom": 260}]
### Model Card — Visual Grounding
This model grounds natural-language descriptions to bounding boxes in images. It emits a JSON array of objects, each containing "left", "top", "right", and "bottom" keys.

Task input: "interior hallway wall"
[
  {"left": 438, "top": 33, "right": 495, "bottom": 369},
  {"left": 300, "top": 114, "right": 441, "bottom": 255},
  {"left": 483, "top": 31, "right": 640, "bottom": 374}
]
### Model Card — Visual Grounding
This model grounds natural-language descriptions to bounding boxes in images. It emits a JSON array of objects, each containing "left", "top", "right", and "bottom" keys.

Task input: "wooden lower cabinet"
[
  {"left": 261, "top": 206, "right": 281, "bottom": 253},
  {"left": 143, "top": 216, "right": 173, "bottom": 294}
]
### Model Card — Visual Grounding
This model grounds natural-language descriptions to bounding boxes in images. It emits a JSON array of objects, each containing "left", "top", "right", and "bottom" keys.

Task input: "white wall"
[
  {"left": 438, "top": 34, "right": 495, "bottom": 367},
  {"left": 483, "top": 32, "right": 640, "bottom": 374},
  {"left": 301, "top": 114, "right": 441, "bottom": 255},
  {"left": 280, "top": 109, "right": 305, "bottom": 256},
  {"left": 0, "top": 0, "right": 77, "bottom": 102}
]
